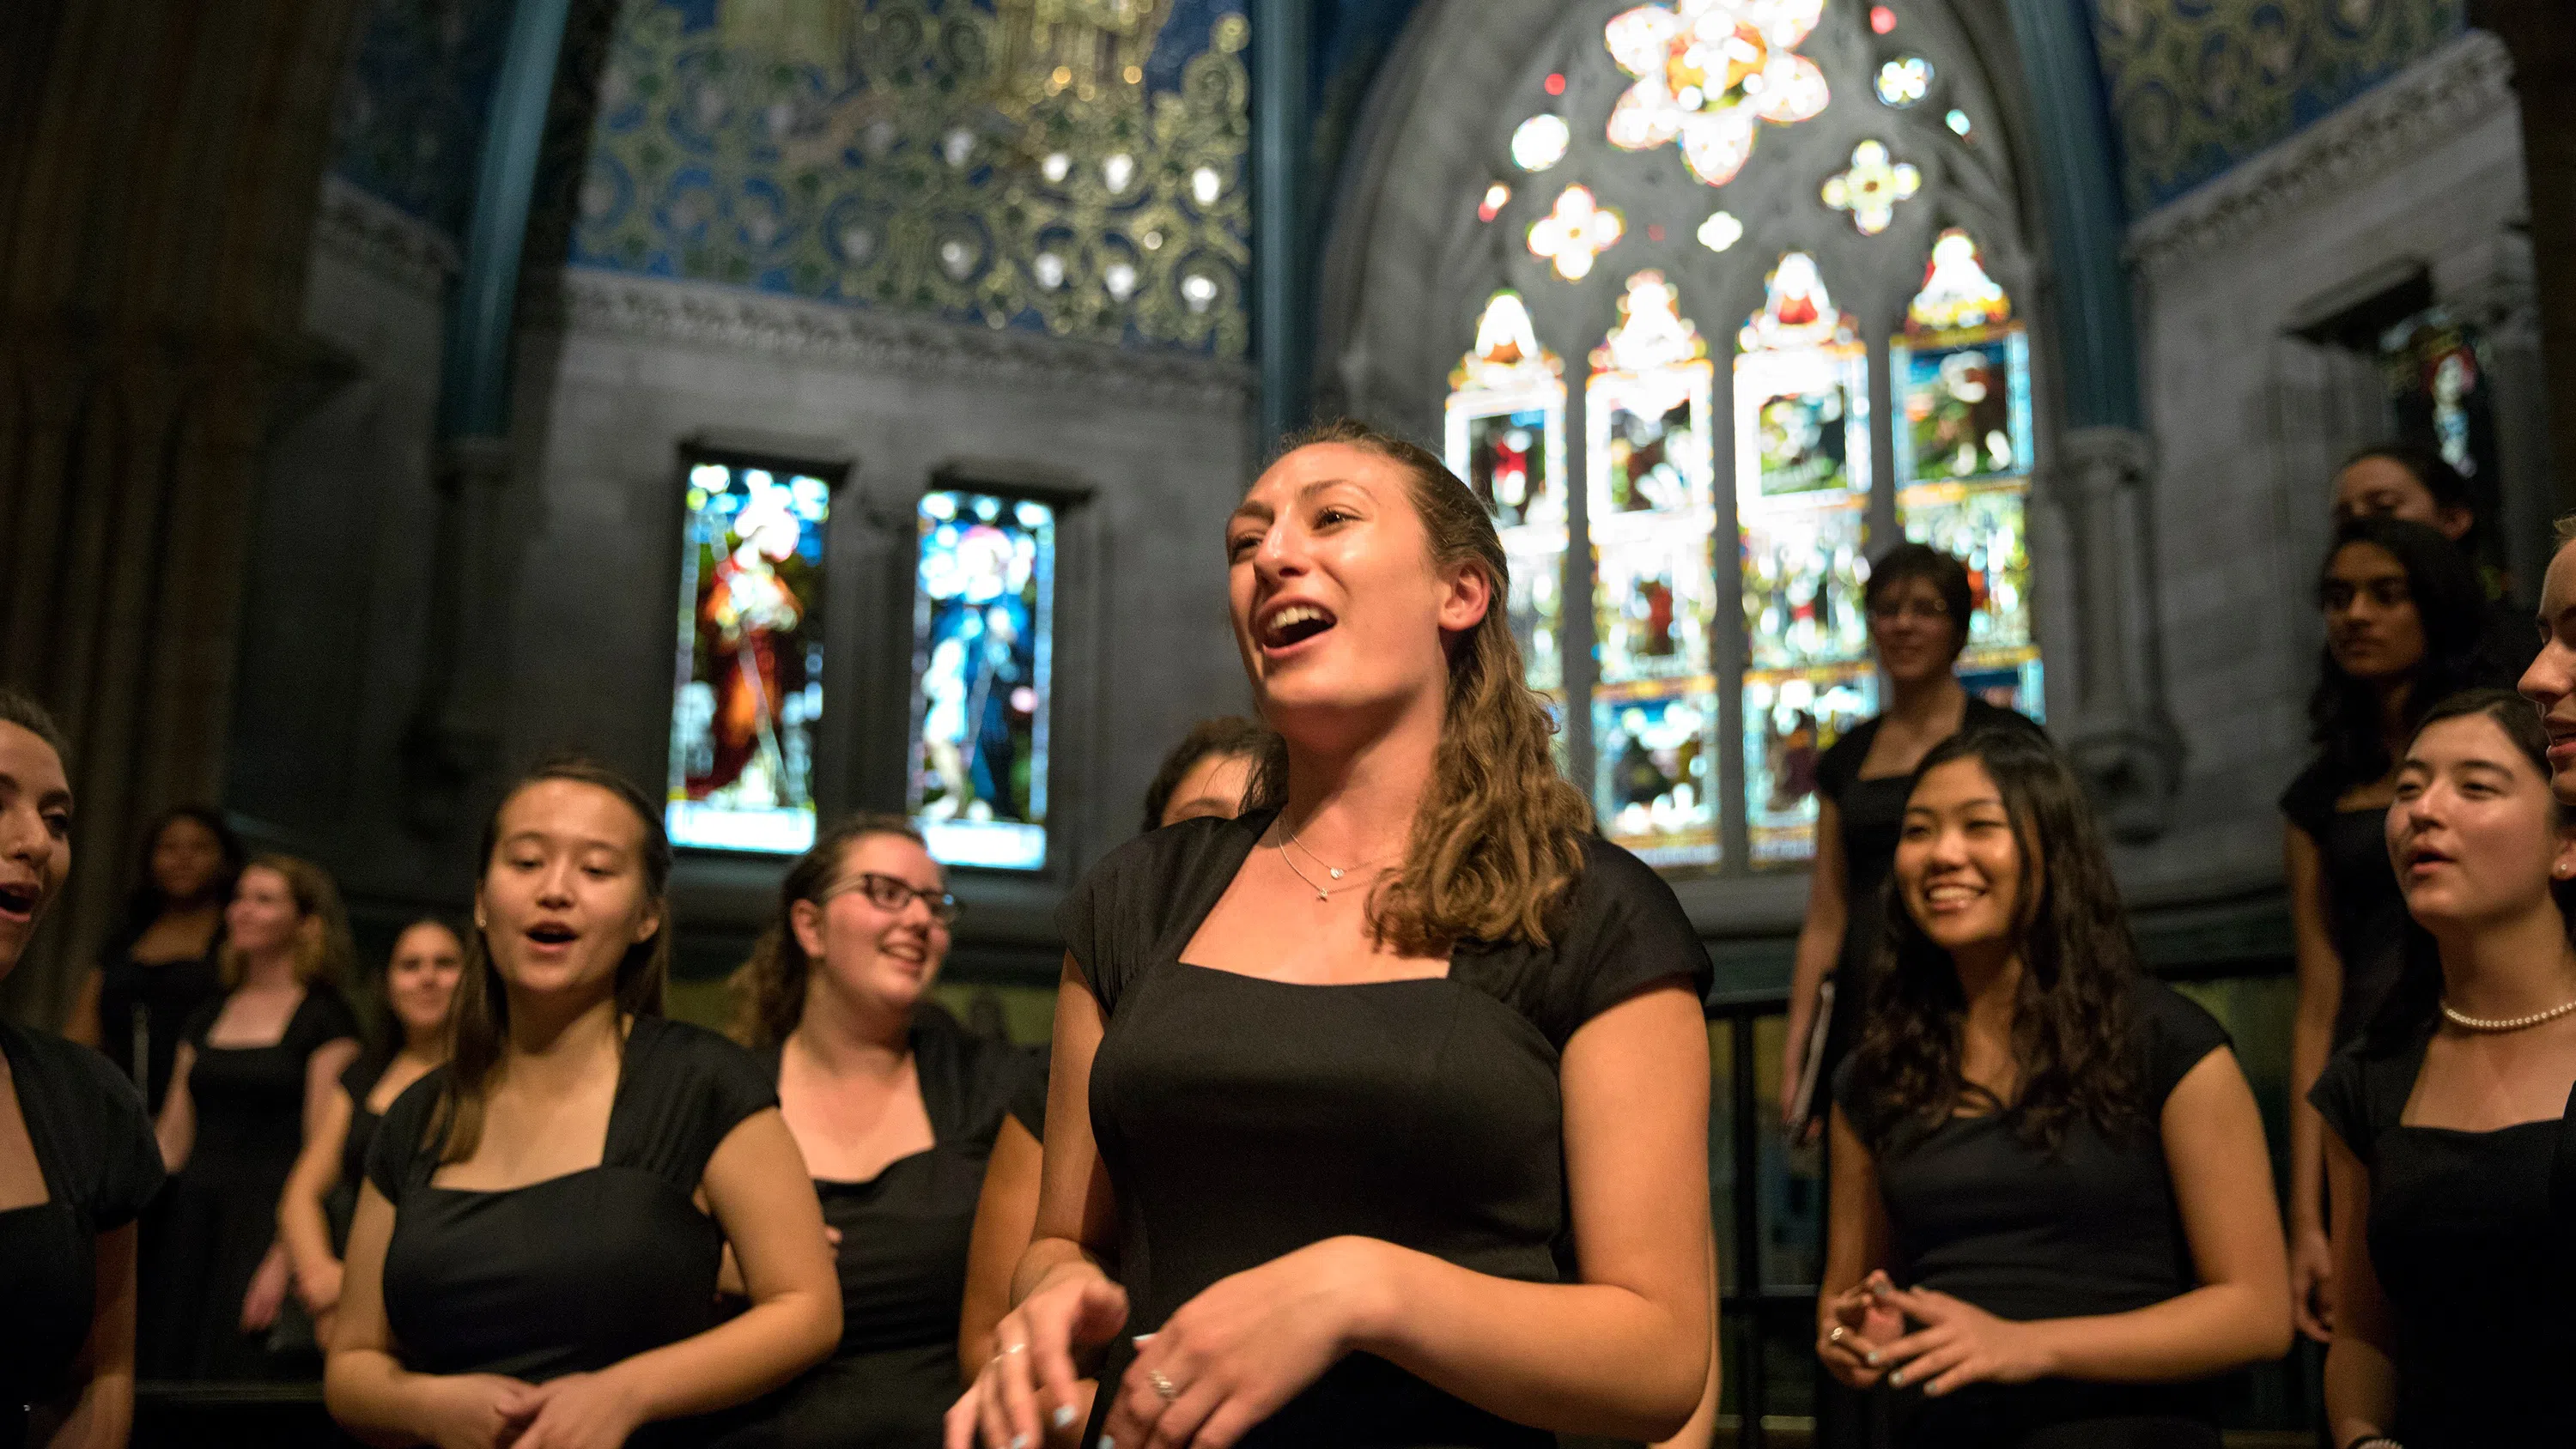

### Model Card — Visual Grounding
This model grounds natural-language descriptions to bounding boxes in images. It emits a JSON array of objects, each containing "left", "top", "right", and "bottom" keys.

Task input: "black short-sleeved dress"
[
  {"left": 1803, "top": 700, "right": 2042, "bottom": 1128},
  {"left": 363, "top": 1016, "right": 781, "bottom": 1449},
  {"left": 715, "top": 1006, "right": 1047, "bottom": 1449},
  {"left": 2281, "top": 760, "right": 2419, "bottom": 1050},
  {"left": 325, "top": 1049, "right": 406, "bottom": 1252},
  {"left": 1833, "top": 978, "right": 2233, "bottom": 1449},
  {"left": 94, "top": 941, "right": 225, "bottom": 1117},
  {"left": 1059, "top": 809, "right": 1713, "bottom": 1449},
  {"left": 0, "top": 1023, "right": 164, "bottom": 1449},
  {"left": 146, "top": 984, "right": 360, "bottom": 1380},
  {"left": 2310, "top": 1029, "right": 2569, "bottom": 1447}
]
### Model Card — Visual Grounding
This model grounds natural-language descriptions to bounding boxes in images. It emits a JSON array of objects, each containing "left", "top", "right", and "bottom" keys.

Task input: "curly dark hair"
[
  {"left": 730, "top": 812, "right": 930, "bottom": 1050},
  {"left": 2364, "top": 688, "right": 2575, "bottom": 1053},
  {"left": 1139, "top": 717, "right": 1273, "bottom": 836},
  {"left": 2307, "top": 516, "right": 2492, "bottom": 792},
  {"left": 1842, "top": 726, "right": 2147, "bottom": 1157}
]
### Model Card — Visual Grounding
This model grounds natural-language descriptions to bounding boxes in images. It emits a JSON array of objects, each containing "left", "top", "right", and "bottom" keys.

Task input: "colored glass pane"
[
  {"left": 1821, "top": 139, "right": 1921, "bottom": 236},
  {"left": 908, "top": 491, "right": 1056, "bottom": 871},
  {"left": 1589, "top": 272, "right": 1721, "bottom": 868},
  {"left": 667, "top": 459, "right": 830, "bottom": 854},
  {"left": 1735, "top": 252, "right": 1872, "bottom": 865},
  {"left": 1447, "top": 290, "right": 1571, "bottom": 694},
  {"left": 1528, "top": 185, "right": 1625, "bottom": 281},
  {"left": 1603, "top": 0, "right": 1831, "bottom": 187},
  {"left": 1874, "top": 55, "right": 1931, "bottom": 106},
  {"left": 1512, "top": 113, "right": 1572, "bottom": 170}
]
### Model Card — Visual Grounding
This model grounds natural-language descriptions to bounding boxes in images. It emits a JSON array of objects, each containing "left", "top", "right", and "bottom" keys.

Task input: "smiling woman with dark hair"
[
  {"left": 1820, "top": 727, "right": 2289, "bottom": 1448},
  {"left": 0, "top": 688, "right": 165, "bottom": 1449}
]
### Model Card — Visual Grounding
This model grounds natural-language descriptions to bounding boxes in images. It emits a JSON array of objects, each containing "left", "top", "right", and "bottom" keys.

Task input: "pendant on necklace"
[
  {"left": 1328, "top": 868, "right": 1346, "bottom": 880},
  {"left": 1315, "top": 889, "right": 1329, "bottom": 902}
]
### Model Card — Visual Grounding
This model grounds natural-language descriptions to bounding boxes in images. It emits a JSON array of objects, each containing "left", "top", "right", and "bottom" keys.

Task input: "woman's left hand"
[
  {"left": 240, "top": 1244, "right": 292, "bottom": 1333},
  {"left": 1869, "top": 1286, "right": 2056, "bottom": 1397},
  {"left": 510, "top": 1369, "right": 649, "bottom": 1449},
  {"left": 1102, "top": 1237, "right": 1386, "bottom": 1449}
]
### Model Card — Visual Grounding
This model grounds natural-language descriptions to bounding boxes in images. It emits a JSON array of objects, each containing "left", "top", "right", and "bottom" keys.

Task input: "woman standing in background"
[
  {"left": 1780, "top": 544, "right": 2042, "bottom": 1142},
  {"left": 65, "top": 806, "right": 243, "bottom": 1116},
  {"left": 720, "top": 813, "right": 1044, "bottom": 1449},
  {"left": 276, "top": 916, "right": 465, "bottom": 1344},
  {"left": 147, "top": 854, "right": 361, "bottom": 1380},
  {"left": 2281, "top": 517, "right": 2494, "bottom": 1340}
]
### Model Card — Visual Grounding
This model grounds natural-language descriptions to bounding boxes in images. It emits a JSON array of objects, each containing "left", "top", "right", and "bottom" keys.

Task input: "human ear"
[
  {"left": 789, "top": 898, "right": 828, "bottom": 961},
  {"left": 631, "top": 895, "right": 664, "bottom": 946},
  {"left": 1436, "top": 559, "right": 1494, "bottom": 635},
  {"left": 2438, "top": 504, "right": 2475, "bottom": 543}
]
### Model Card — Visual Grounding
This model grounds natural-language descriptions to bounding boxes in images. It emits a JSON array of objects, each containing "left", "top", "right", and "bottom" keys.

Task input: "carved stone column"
[
  {"left": 400, "top": 436, "right": 515, "bottom": 838},
  {"left": 2049, "top": 427, "right": 2186, "bottom": 842}
]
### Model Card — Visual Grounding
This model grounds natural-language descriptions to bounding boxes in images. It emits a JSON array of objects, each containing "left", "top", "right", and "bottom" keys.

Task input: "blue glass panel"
[
  {"left": 1891, "top": 331, "right": 2033, "bottom": 488},
  {"left": 667, "top": 460, "right": 830, "bottom": 854},
  {"left": 1899, "top": 480, "right": 2033, "bottom": 653},
  {"left": 1743, "top": 665, "right": 1878, "bottom": 866},
  {"left": 1594, "top": 683, "right": 1721, "bottom": 868},
  {"left": 909, "top": 491, "right": 1057, "bottom": 871}
]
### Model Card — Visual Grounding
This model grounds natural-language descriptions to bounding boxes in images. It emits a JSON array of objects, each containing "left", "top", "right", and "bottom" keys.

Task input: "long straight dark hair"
[
  {"left": 2365, "top": 688, "right": 2576, "bottom": 1053},
  {"left": 433, "top": 756, "right": 672, "bottom": 1164},
  {"left": 1843, "top": 727, "right": 2146, "bottom": 1155},
  {"left": 2308, "top": 515, "right": 2491, "bottom": 791}
]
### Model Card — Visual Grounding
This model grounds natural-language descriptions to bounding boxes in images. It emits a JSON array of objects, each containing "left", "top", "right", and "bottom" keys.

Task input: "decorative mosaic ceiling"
[
  {"left": 2088, "top": 0, "right": 2465, "bottom": 214},
  {"left": 567, "top": 0, "right": 1251, "bottom": 356},
  {"left": 328, "top": 0, "right": 513, "bottom": 238}
]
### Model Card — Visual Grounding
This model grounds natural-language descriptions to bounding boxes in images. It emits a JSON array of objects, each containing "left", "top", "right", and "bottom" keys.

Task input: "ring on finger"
[
  {"left": 1828, "top": 1325, "right": 1847, "bottom": 1345},
  {"left": 1147, "top": 1369, "right": 1182, "bottom": 1404}
]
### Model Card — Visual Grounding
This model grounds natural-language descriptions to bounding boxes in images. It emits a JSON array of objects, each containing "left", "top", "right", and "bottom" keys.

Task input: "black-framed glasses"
[{"left": 830, "top": 872, "right": 961, "bottom": 925}]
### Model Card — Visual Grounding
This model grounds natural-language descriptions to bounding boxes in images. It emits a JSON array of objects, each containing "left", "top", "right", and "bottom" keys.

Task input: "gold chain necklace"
[{"left": 1277, "top": 821, "right": 1395, "bottom": 903}]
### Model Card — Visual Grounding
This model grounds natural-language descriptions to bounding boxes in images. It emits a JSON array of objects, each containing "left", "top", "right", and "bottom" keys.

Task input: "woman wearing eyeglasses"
[
  {"left": 716, "top": 814, "right": 1046, "bottom": 1449},
  {"left": 1782, "top": 544, "right": 2043, "bottom": 1147}
]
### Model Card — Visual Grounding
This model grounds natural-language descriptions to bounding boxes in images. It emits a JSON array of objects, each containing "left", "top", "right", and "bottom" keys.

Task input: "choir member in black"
[
  {"left": 277, "top": 916, "right": 465, "bottom": 1344},
  {"left": 1135, "top": 717, "right": 1271, "bottom": 834},
  {"left": 714, "top": 814, "right": 1042, "bottom": 1449},
  {"left": 147, "top": 852, "right": 361, "bottom": 1379},
  {"left": 1781, "top": 543, "right": 2043, "bottom": 1143},
  {"left": 2281, "top": 517, "right": 2494, "bottom": 1340},
  {"left": 2312, "top": 688, "right": 2576, "bottom": 1447},
  {"left": 325, "top": 758, "right": 836, "bottom": 1449},
  {"left": 952, "top": 421, "right": 1715, "bottom": 1449},
  {"left": 0, "top": 690, "right": 163, "bottom": 1449},
  {"left": 1820, "top": 727, "right": 2290, "bottom": 1449},
  {"left": 64, "top": 804, "right": 243, "bottom": 1114},
  {"left": 2329, "top": 443, "right": 2533, "bottom": 676},
  {"left": 2520, "top": 515, "right": 2576, "bottom": 805}
]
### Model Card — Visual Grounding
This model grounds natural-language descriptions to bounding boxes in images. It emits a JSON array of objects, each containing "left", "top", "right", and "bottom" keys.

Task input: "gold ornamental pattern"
[{"left": 572, "top": 0, "right": 1249, "bottom": 357}]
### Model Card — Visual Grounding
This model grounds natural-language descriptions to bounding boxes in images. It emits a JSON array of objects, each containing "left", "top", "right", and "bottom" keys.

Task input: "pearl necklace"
[{"left": 2439, "top": 996, "right": 2576, "bottom": 1033}]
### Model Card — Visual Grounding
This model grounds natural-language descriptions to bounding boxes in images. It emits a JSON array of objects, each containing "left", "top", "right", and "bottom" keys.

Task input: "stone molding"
[
  {"left": 534, "top": 268, "right": 1256, "bottom": 408},
  {"left": 2125, "top": 31, "right": 2518, "bottom": 276},
  {"left": 312, "top": 174, "right": 460, "bottom": 297}
]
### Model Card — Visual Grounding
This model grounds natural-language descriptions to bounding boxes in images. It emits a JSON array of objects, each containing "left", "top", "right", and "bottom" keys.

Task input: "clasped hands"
[
  {"left": 1818, "top": 1270, "right": 2056, "bottom": 1397},
  {"left": 946, "top": 1237, "right": 1382, "bottom": 1449},
  {"left": 420, "top": 1366, "right": 649, "bottom": 1449}
]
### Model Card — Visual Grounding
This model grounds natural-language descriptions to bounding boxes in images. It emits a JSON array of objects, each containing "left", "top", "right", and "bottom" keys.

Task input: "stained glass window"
[
  {"left": 1589, "top": 272, "right": 1720, "bottom": 867},
  {"left": 1445, "top": 290, "right": 1571, "bottom": 695},
  {"left": 1434, "top": 0, "right": 2049, "bottom": 882},
  {"left": 1736, "top": 252, "right": 1875, "bottom": 864},
  {"left": 667, "top": 459, "right": 830, "bottom": 854},
  {"left": 1893, "top": 229, "right": 2043, "bottom": 715},
  {"left": 908, "top": 490, "right": 1057, "bottom": 871}
]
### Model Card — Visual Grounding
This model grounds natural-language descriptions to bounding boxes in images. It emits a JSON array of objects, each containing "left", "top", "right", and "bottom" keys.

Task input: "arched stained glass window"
[
  {"left": 1893, "top": 228, "right": 2041, "bottom": 714},
  {"left": 1435, "top": 0, "right": 2046, "bottom": 878},
  {"left": 1589, "top": 271, "right": 1719, "bottom": 867},
  {"left": 1736, "top": 252, "right": 1875, "bottom": 864},
  {"left": 908, "top": 489, "right": 1058, "bottom": 872},
  {"left": 1444, "top": 291, "right": 1570, "bottom": 696}
]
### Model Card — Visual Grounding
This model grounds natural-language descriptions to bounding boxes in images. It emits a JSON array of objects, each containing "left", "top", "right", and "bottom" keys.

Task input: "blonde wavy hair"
[
  {"left": 1245, "top": 419, "right": 1594, "bottom": 953},
  {"left": 219, "top": 853, "right": 355, "bottom": 991}
]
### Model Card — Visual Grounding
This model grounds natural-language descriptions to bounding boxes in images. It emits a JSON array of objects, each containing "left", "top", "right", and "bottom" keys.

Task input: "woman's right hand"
[
  {"left": 1817, "top": 1270, "right": 1907, "bottom": 1390},
  {"left": 296, "top": 1256, "right": 346, "bottom": 1319},
  {"left": 1777, "top": 1047, "right": 1806, "bottom": 1135},
  {"left": 946, "top": 1266, "right": 1129, "bottom": 1449},
  {"left": 417, "top": 1373, "right": 544, "bottom": 1449},
  {"left": 2290, "top": 1225, "right": 2335, "bottom": 1342}
]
